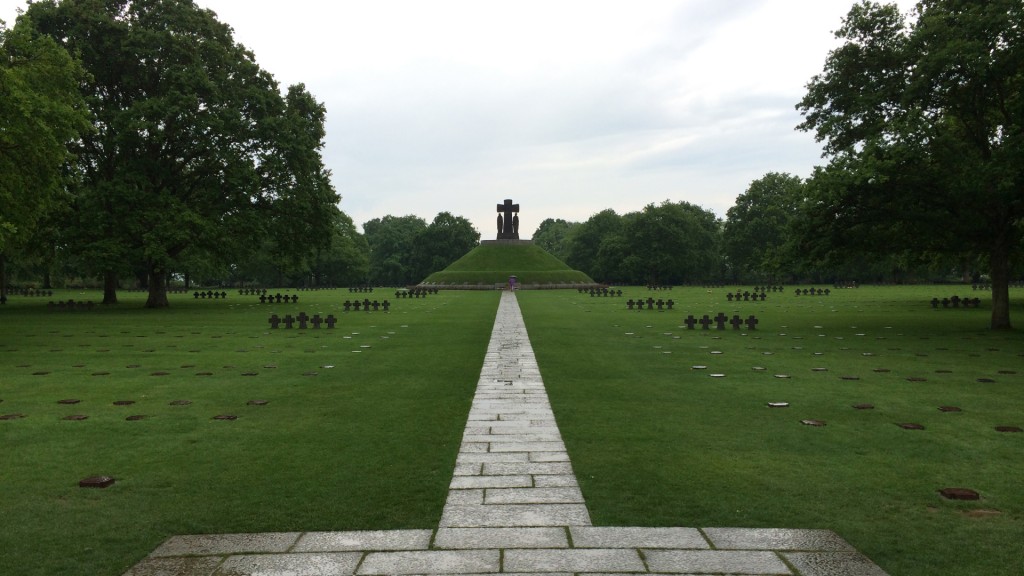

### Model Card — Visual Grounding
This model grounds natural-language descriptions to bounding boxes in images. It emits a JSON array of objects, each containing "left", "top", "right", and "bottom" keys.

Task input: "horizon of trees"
[{"left": 2, "top": 0, "right": 1020, "bottom": 328}]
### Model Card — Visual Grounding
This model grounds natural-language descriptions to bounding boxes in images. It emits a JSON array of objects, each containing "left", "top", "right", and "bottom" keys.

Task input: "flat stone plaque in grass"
[
  {"left": 150, "top": 371, "right": 170, "bottom": 376},
  {"left": 126, "top": 364, "right": 141, "bottom": 368},
  {"left": 995, "top": 426, "right": 1022, "bottom": 433},
  {"left": 840, "top": 376, "right": 860, "bottom": 380},
  {"left": 977, "top": 378, "right": 996, "bottom": 383},
  {"left": 79, "top": 476, "right": 114, "bottom": 488},
  {"left": 169, "top": 400, "right": 192, "bottom": 406},
  {"left": 62, "top": 415, "right": 88, "bottom": 421},
  {"left": 213, "top": 415, "right": 237, "bottom": 420},
  {"left": 811, "top": 368, "right": 828, "bottom": 372},
  {"left": 938, "top": 406, "right": 962, "bottom": 412},
  {"left": 247, "top": 400, "right": 269, "bottom": 406},
  {"left": 691, "top": 365, "right": 707, "bottom": 370},
  {"left": 195, "top": 372, "right": 213, "bottom": 376},
  {"left": 32, "top": 371, "right": 50, "bottom": 376},
  {"left": 853, "top": 404, "right": 875, "bottom": 410},
  {"left": 303, "top": 372, "right": 318, "bottom": 376},
  {"left": 898, "top": 423, "right": 925, "bottom": 430},
  {"left": 906, "top": 377, "right": 927, "bottom": 382},
  {"left": 998, "top": 370, "right": 1017, "bottom": 374},
  {"left": 939, "top": 487, "right": 979, "bottom": 500},
  {"left": 773, "top": 374, "right": 790, "bottom": 379},
  {"left": 801, "top": 419, "right": 826, "bottom": 427},
  {"left": 113, "top": 400, "right": 135, "bottom": 406},
  {"left": 126, "top": 415, "right": 147, "bottom": 421},
  {"left": 241, "top": 372, "right": 258, "bottom": 376},
  {"left": 873, "top": 368, "right": 890, "bottom": 373},
  {"left": 767, "top": 402, "right": 790, "bottom": 408},
  {"left": 58, "top": 399, "right": 80, "bottom": 404},
  {"left": 0, "top": 413, "right": 27, "bottom": 420}
]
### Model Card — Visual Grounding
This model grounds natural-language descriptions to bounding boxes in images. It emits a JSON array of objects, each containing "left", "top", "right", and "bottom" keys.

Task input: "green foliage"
[
  {"left": 565, "top": 203, "right": 723, "bottom": 285},
  {"left": 531, "top": 218, "right": 577, "bottom": 262},
  {"left": 424, "top": 242, "right": 593, "bottom": 286},
  {"left": 410, "top": 212, "right": 480, "bottom": 281},
  {"left": 363, "top": 214, "right": 428, "bottom": 285},
  {"left": 796, "top": 0, "right": 1024, "bottom": 328},
  {"left": 0, "top": 16, "right": 90, "bottom": 254},
  {"left": 724, "top": 173, "right": 803, "bottom": 282},
  {"left": 24, "top": 0, "right": 341, "bottom": 307}
]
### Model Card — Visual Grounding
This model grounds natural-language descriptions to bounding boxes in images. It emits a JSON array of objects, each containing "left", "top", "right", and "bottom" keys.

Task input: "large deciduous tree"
[
  {"left": 0, "top": 16, "right": 90, "bottom": 300},
  {"left": 723, "top": 173, "right": 803, "bottom": 283},
  {"left": 622, "top": 201, "right": 722, "bottom": 285},
  {"left": 797, "top": 0, "right": 1024, "bottom": 329},
  {"left": 363, "top": 215, "right": 427, "bottom": 286},
  {"left": 25, "top": 0, "right": 340, "bottom": 307},
  {"left": 531, "top": 218, "right": 577, "bottom": 262},
  {"left": 410, "top": 212, "right": 479, "bottom": 281}
]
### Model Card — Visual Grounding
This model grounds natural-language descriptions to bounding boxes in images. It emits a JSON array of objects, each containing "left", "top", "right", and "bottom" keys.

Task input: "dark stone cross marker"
[{"left": 496, "top": 199, "right": 520, "bottom": 240}]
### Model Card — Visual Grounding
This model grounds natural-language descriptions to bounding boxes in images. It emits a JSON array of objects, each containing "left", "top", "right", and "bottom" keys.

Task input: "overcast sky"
[{"left": 2, "top": 0, "right": 916, "bottom": 239}]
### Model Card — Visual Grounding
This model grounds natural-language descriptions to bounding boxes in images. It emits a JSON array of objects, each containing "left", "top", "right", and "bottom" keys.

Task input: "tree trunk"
[
  {"left": 989, "top": 242, "right": 1012, "bottom": 330},
  {"left": 102, "top": 270, "right": 118, "bottom": 305},
  {"left": 145, "top": 268, "right": 170, "bottom": 308}
]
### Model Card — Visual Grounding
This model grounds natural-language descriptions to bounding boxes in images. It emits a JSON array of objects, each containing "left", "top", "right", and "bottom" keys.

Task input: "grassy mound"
[{"left": 422, "top": 242, "right": 594, "bottom": 286}]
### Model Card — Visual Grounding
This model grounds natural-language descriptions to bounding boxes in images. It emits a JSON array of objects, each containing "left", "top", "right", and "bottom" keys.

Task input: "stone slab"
[
  {"left": 439, "top": 504, "right": 592, "bottom": 527},
  {"left": 571, "top": 526, "right": 709, "bottom": 549},
  {"left": 449, "top": 475, "right": 533, "bottom": 489},
  {"left": 485, "top": 487, "right": 585, "bottom": 504},
  {"left": 150, "top": 532, "right": 300, "bottom": 556},
  {"left": 704, "top": 528, "right": 855, "bottom": 552},
  {"left": 294, "top": 529, "right": 432, "bottom": 552},
  {"left": 533, "top": 475, "right": 579, "bottom": 488},
  {"left": 357, "top": 549, "right": 499, "bottom": 575},
  {"left": 503, "top": 548, "right": 645, "bottom": 572},
  {"left": 215, "top": 552, "right": 361, "bottom": 575},
  {"left": 488, "top": 442, "right": 567, "bottom": 453},
  {"left": 644, "top": 550, "right": 792, "bottom": 574},
  {"left": 434, "top": 527, "right": 569, "bottom": 549},
  {"left": 122, "top": 556, "right": 222, "bottom": 576},
  {"left": 482, "top": 462, "right": 573, "bottom": 475},
  {"left": 456, "top": 452, "right": 529, "bottom": 464},
  {"left": 446, "top": 489, "right": 485, "bottom": 505},
  {"left": 783, "top": 551, "right": 890, "bottom": 576}
]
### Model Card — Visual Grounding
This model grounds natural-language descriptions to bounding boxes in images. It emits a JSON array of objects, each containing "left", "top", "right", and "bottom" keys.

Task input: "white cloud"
[{"left": 0, "top": 0, "right": 919, "bottom": 238}]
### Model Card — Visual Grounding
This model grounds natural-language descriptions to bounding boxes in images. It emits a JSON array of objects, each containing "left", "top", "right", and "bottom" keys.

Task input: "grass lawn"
[
  {"left": 0, "top": 289, "right": 498, "bottom": 576},
  {"left": 518, "top": 285, "right": 1024, "bottom": 576},
  {"left": 2, "top": 285, "right": 1022, "bottom": 576}
]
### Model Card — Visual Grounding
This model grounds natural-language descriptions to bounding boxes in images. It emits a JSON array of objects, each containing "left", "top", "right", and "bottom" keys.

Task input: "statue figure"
[{"left": 496, "top": 199, "right": 520, "bottom": 240}]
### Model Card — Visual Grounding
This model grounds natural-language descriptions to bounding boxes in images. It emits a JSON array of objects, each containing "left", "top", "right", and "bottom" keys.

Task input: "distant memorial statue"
[{"left": 496, "top": 198, "right": 520, "bottom": 240}]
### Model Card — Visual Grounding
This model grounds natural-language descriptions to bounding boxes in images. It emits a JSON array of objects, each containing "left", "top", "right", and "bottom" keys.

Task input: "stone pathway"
[{"left": 124, "top": 292, "right": 889, "bottom": 575}]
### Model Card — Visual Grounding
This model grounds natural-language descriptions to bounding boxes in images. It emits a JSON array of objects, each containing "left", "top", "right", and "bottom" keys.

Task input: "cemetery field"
[
  {"left": 0, "top": 289, "right": 498, "bottom": 576},
  {"left": 519, "top": 286, "right": 1024, "bottom": 576},
  {"left": 0, "top": 286, "right": 1020, "bottom": 576}
]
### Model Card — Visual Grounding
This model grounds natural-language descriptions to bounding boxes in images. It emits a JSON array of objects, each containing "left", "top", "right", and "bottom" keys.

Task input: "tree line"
[{"left": 2, "top": 1, "right": 1021, "bottom": 328}]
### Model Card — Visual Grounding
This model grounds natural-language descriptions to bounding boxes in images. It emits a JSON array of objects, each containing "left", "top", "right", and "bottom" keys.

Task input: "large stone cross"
[{"left": 496, "top": 198, "right": 520, "bottom": 240}]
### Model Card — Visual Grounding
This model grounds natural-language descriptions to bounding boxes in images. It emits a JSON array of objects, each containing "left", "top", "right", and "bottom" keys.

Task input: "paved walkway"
[{"left": 124, "top": 292, "right": 889, "bottom": 575}]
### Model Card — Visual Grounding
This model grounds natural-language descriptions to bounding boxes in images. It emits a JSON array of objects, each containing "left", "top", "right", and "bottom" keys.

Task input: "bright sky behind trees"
[{"left": 1, "top": 0, "right": 916, "bottom": 238}]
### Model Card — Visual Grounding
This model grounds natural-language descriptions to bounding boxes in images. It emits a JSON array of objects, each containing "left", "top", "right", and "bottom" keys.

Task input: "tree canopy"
[
  {"left": 24, "top": 0, "right": 341, "bottom": 307},
  {"left": 797, "top": 0, "right": 1024, "bottom": 329},
  {"left": 0, "top": 16, "right": 90, "bottom": 297}
]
